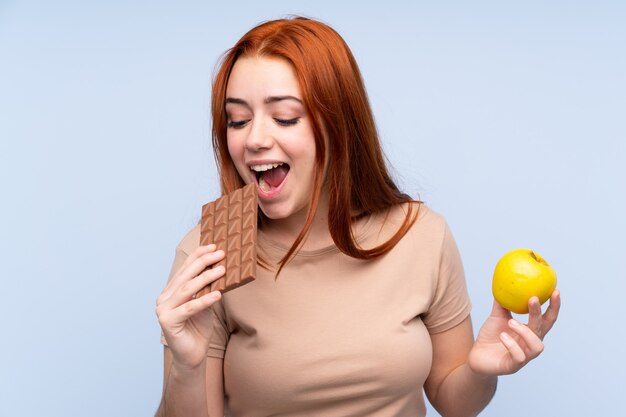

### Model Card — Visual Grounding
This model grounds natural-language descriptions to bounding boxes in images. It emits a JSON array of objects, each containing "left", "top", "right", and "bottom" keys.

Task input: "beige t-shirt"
[{"left": 161, "top": 203, "right": 471, "bottom": 416}]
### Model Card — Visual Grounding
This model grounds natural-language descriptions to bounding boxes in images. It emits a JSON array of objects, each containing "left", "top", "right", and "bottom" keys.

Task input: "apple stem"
[{"left": 530, "top": 251, "right": 549, "bottom": 266}]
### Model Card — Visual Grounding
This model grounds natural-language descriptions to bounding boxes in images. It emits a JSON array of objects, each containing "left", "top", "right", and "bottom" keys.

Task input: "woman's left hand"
[{"left": 468, "top": 290, "right": 561, "bottom": 376}]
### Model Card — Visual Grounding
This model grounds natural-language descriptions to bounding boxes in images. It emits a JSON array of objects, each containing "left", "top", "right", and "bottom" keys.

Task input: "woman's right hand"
[{"left": 156, "top": 244, "right": 226, "bottom": 372}]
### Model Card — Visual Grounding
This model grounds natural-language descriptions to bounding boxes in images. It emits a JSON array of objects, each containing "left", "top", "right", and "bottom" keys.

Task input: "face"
[{"left": 225, "top": 56, "right": 318, "bottom": 223}]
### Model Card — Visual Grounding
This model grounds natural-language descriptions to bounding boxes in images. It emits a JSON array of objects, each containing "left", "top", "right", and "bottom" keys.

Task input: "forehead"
[{"left": 226, "top": 56, "right": 302, "bottom": 98}]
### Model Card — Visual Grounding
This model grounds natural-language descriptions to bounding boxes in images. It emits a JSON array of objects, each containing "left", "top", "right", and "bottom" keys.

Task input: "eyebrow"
[
  {"left": 225, "top": 95, "right": 303, "bottom": 108},
  {"left": 264, "top": 95, "right": 302, "bottom": 104}
]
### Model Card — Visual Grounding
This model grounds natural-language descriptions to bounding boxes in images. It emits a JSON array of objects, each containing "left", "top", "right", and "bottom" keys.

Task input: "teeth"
[
  {"left": 250, "top": 162, "right": 283, "bottom": 172},
  {"left": 258, "top": 177, "right": 271, "bottom": 192}
]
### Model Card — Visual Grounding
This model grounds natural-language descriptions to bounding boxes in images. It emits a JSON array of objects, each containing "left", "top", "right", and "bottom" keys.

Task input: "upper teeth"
[{"left": 250, "top": 162, "right": 283, "bottom": 172}]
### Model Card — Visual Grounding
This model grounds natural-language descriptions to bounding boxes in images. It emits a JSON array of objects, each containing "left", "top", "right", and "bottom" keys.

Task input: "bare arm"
[
  {"left": 425, "top": 317, "right": 497, "bottom": 417},
  {"left": 154, "top": 244, "right": 228, "bottom": 417},
  {"left": 425, "top": 292, "right": 561, "bottom": 417}
]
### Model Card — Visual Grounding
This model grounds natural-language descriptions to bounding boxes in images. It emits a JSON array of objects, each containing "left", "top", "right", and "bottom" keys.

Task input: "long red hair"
[{"left": 211, "top": 17, "right": 419, "bottom": 272}]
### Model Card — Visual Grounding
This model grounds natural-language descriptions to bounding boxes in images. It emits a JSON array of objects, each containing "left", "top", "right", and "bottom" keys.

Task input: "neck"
[{"left": 261, "top": 193, "right": 334, "bottom": 251}]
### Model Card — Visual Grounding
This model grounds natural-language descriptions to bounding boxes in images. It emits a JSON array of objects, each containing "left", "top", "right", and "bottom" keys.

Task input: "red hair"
[{"left": 211, "top": 17, "right": 419, "bottom": 272}]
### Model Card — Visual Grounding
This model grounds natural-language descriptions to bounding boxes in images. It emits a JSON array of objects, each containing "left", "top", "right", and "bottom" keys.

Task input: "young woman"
[{"left": 155, "top": 17, "right": 560, "bottom": 417}]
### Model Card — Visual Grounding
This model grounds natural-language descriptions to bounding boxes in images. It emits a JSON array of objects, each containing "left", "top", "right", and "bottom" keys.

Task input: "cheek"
[
  {"left": 226, "top": 135, "right": 247, "bottom": 175},
  {"left": 289, "top": 126, "right": 317, "bottom": 162},
  {"left": 226, "top": 134, "right": 242, "bottom": 161}
]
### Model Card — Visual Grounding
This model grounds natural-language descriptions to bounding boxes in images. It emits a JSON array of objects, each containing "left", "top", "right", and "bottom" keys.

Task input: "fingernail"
[
  {"left": 510, "top": 319, "right": 521, "bottom": 327},
  {"left": 215, "top": 265, "right": 225, "bottom": 273}
]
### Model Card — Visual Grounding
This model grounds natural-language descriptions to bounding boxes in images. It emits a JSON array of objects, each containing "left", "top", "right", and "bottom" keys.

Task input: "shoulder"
[
  {"left": 412, "top": 203, "right": 450, "bottom": 240},
  {"left": 405, "top": 203, "right": 453, "bottom": 256},
  {"left": 357, "top": 201, "right": 450, "bottom": 253},
  {"left": 175, "top": 223, "right": 202, "bottom": 255},
  {"left": 378, "top": 202, "right": 449, "bottom": 241},
  {"left": 163, "top": 223, "right": 202, "bottom": 285}
]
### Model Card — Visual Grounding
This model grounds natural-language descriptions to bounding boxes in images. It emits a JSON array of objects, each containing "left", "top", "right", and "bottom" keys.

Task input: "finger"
[
  {"left": 182, "top": 244, "right": 218, "bottom": 270},
  {"left": 508, "top": 319, "right": 544, "bottom": 360},
  {"left": 173, "top": 249, "right": 225, "bottom": 291},
  {"left": 163, "top": 243, "right": 217, "bottom": 286},
  {"left": 156, "top": 266, "right": 224, "bottom": 323},
  {"left": 499, "top": 332, "right": 527, "bottom": 369},
  {"left": 164, "top": 265, "right": 226, "bottom": 309},
  {"left": 526, "top": 296, "right": 544, "bottom": 339},
  {"left": 491, "top": 299, "right": 513, "bottom": 319},
  {"left": 159, "top": 249, "right": 225, "bottom": 303},
  {"left": 162, "top": 245, "right": 218, "bottom": 293},
  {"left": 168, "top": 290, "right": 223, "bottom": 325},
  {"left": 541, "top": 289, "right": 561, "bottom": 336}
]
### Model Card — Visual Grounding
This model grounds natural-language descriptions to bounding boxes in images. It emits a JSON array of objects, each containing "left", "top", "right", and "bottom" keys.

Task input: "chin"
[
  {"left": 259, "top": 207, "right": 292, "bottom": 220},
  {"left": 259, "top": 202, "right": 308, "bottom": 222}
]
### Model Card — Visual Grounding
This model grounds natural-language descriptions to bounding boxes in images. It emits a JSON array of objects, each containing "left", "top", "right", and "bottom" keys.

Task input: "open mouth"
[{"left": 250, "top": 162, "right": 290, "bottom": 193}]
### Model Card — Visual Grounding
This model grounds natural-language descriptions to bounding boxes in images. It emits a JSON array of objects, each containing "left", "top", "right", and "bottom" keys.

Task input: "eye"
[
  {"left": 275, "top": 117, "right": 300, "bottom": 127},
  {"left": 227, "top": 120, "right": 249, "bottom": 129}
]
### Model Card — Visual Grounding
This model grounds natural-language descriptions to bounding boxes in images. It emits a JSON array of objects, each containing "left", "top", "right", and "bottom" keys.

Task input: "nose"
[{"left": 244, "top": 119, "right": 273, "bottom": 151}]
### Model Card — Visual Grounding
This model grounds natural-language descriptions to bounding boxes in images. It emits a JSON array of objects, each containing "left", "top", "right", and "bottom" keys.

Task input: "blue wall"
[{"left": 1, "top": 1, "right": 624, "bottom": 416}]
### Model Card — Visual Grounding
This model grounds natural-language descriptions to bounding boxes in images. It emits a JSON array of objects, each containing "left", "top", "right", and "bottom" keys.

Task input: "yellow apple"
[{"left": 492, "top": 248, "right": 557, "bottom": 314}]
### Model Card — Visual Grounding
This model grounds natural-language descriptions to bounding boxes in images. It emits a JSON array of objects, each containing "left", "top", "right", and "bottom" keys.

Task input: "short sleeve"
[
  {"left": 159, "top": 226, "right": 230, "bottom": 358},
  {"left": 422, "top": 222, "right": 472, "bottom": 334}
]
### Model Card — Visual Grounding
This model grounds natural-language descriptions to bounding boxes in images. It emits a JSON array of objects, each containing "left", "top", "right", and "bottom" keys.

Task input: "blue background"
[{"left": 1, "top": 1, "right": 624, "bottom": 416}]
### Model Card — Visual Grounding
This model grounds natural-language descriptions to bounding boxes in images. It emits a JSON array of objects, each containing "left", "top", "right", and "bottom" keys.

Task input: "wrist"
[{"left": 466, "top": 361, "right": 498, "bottom": 383}]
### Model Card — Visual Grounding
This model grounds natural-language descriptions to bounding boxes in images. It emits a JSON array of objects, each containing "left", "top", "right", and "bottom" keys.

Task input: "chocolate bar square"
[{"left": 195, "top": 183, "right": 257, "bottom": 296}]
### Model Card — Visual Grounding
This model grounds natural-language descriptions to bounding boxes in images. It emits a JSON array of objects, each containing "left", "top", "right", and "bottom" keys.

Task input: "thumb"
[{"left": 491, "top": 299, "right": 513, "bottom": 319}]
